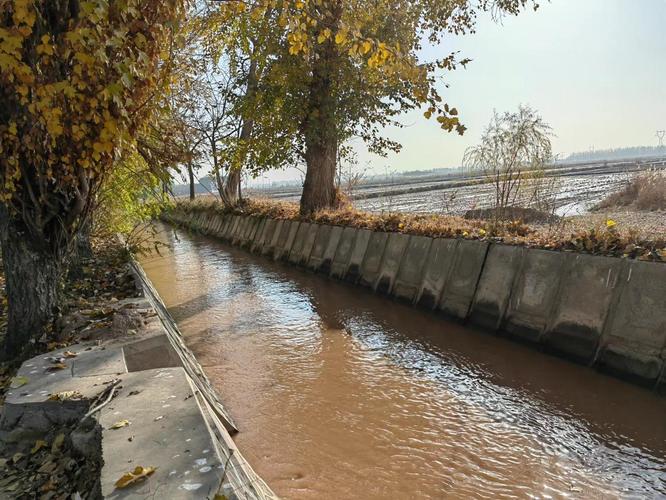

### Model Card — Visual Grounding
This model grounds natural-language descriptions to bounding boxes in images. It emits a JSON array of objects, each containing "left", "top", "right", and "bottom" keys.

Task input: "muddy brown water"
[{"left": 139, "top": 224, "right": 666, "bottom": 499}]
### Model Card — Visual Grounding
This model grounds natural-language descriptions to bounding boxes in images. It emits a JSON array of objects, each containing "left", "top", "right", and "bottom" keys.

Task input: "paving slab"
[
  {"left": 100, "top": 367, "right": 225, "bottom": 499},
  {"left": 307, "top": 225, "right": 334, "bottom": 271}
]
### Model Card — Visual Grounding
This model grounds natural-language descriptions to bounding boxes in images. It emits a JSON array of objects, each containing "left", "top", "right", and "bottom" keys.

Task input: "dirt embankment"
[{"left": 173, "top": 197, "right": 666, "bottom": 262}]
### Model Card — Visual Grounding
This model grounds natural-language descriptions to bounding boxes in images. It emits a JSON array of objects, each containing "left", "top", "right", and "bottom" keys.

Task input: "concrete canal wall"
[{"left": 167, "top": 210, "right": 666, "bottom": 392}]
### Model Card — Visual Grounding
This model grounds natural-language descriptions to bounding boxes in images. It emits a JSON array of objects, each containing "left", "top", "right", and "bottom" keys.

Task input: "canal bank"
[
  {"left": 140, "top": 221, "right": 666, "bottom": 499},
  {"left": 0, "top": 246, "right": 276, "bottom": 499},
  {"left": 165, "top": 209, "right": 666, "bottom": 392}
]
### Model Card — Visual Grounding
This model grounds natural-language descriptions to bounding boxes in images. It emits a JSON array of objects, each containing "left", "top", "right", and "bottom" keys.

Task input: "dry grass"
[
  {"left": 171, "top": 197, "right": 666, "bottom": 262},
  {"left": 596, "top": 170, "right": 666, "bottom": 211}
]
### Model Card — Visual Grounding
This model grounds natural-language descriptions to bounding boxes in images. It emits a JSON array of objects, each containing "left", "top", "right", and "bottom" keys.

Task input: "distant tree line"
[{"left": 566, "top": 145, "right": 666, "bottom": 162}]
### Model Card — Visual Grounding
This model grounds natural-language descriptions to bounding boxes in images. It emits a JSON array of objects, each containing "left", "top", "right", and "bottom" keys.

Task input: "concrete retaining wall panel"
[
  {"left": 288, "top": 223, "right": 312, "bottom": 264},
  {"left": 376, "top": 233, "right": 411, "bottom": 295},
  {"left": 299, "top": 224, "right": 320, "bottom": 266},
  {"left": 227, "top": 216, "right": 241, "bottom": 241},
  {"left": 416, "top": 238, "right": 459, "bottom": 309},
  {"left": 469, "top": 244, "right": 524, "bottom": 331},
  {"left": 242, "top": 217, "right": 259, "bottom": 247},
  {"left": 220, "top": 216, "right": 233, "bottom": 240},
  {"left": 232, "top": 217, "right": 249, "bottom": 245},
  {"left": 438, "top": 240, "right": 489, "bottom": 320},
  {"left": 213, "top": 215, "right": 226, "bottom": 237},
  {"left": 319, "top": 226, "right": 344, "bottom": 274},
  {"left": 502, "top": 249, "right": 565, "bottom": 343},
  {"left": 255, "top": 218, "right": 275, "bottom": 254},
  {"left": 597, "top": 260, "right": 666, "bottom": 385},
  {"left": 272, "top": 220, "right": 292, "bottom": 260},
  {"left": 331, "top": 227, "right": 359, "bottom": 279},
  {"left": 345, "top": 229, "right": 372, "bottom": 283},
  {"left": 543, "top": 254, "right": 623, "bottom": 363},
  {"left": 358, "top": 232, "right": 389, "bottom": 288},
  {"left": 265, "top": 220, "right": 285, "bottom": 257},
  {"left": 274, "top": 221, "right": 300, "bottom": 261},
  {"left": 393, "top": 236, "right": 433, "bottom": 303},
  {"left": 307, "top": 225, "right": 333, "bottom": 271},
  {"left": 250, "top": 218, "right": 267, "bottom": 253}
]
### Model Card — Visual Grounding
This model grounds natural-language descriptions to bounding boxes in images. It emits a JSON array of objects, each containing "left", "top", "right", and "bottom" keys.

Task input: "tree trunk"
[
  {"left": 187, "top": 161, "right": 196, "bottom": 200},
  {"left": 300, "top": 13, "right": 341, "bottom": 216},
  {"left": 0, "top": 210, "right": 63, "bottom": 360},
  {"left": 223, "top": 56, "right": 259, "bottom": 207}
]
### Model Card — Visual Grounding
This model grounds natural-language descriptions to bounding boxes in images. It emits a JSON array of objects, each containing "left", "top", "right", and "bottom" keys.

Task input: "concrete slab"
[
  {"left": 376, "top": 233, "right": 410, "bottom": 295},
  {"left": 219, "top": 216, "right": 232, "bottom": 241},
  {"left": 73, "top": 347, "right": 127, "bottom": 377},
  {"left": 319, "top": 226, "right": 344, "bottom": 274},
  {"left": 502, "top": 248, "right": 566, "bottom": 343},
  {"left": 416, "top": 238, "right": 459, "bottom": 309},
  {"left": 345, "top": 229, "right": 371, "bottom": 283},
  {"left": 597, "top": 260, "right": 666, "bottom": 385},
  {"left": 250, "top": 218, "right": 267, "bottom": 253},
  {"left": 232, "top": 217, "right": 250, "bottom": 246},
  {"left": 273, "top": 221, "right": 299, "bottom": 261},
  {"left": 298, "top": 223, "right": 320, "bottom": 267},
  {"left": 392, "top": 236, "right": 432, "bottom": 303},
  {"left": 259, "top": 219, "right": 279, "bottom": 256},
  {"left": 307, "top": 225, "right": 334, "bottom": 271},
  {"left": 265, "top": 220, "right": 285, "bottom": 258},
  {"left": 226, "top": 216, "right": 240, "bottom": 241},
  {"left": 99, "top": 367, "right": 225, "bottom": 499},
  {"left": 241, "top": 217, "right": 257, "bottom": 247},
  {"left": 288, "top": 222, "right": 312, "bottom": 265},
  {"left": 542, "top": 254, "right": 623, "bottom": 363},
  {"left": 438, "top": 239, "right": 489, "bottom": 320},
  {"left": 469, "top": 244, "right": 524, "bottom": 331},
  {"left": 330, "top": 227, "right": 358, "bottom": 279},
  {"left": 358, "top": 232, "right": 389, "bottom": 289},
  {"left": 247, "top": 218, "right": 264, "bottom": 251}
]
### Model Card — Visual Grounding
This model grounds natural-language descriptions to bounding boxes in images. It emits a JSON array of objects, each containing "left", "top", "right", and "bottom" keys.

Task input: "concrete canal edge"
[
  {"left": 1, "top": 254, "right": 278, "bottom": 499},
  {"left": 166, "top": 209, "right": 666, "bottom": 393}
]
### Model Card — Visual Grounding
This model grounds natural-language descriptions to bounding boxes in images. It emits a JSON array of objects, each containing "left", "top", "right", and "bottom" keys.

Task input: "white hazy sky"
[{"left": 257, "top": 0, "right": 666, "bottom": 184}]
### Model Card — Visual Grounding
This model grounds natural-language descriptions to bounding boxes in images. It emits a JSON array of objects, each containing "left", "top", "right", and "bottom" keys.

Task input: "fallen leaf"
[
  {"left": 109, "top": 419, "right": 130, "bottom": 430},
  {"left": 63, "top": 351, "right": 78, "bottom": 358},
  {"left": 47, "top": 363, "right": 67, "bottom": 371},
  {"left": 47, "top": 390, "right": 84, "bottom": 401},
  {"left": 40, "top": 479, "right": 56, "bottom": 492},
  {"left": 10, "top": 376, "right": 29, "bottom": 388},
  {"left": 214, "top": 495, "right": 228, "bottom": 500},
  {"left": 11, "top": 452, "right": 24, "bottom": 463},
  {"left": 114, "top": 466, "right": 157, "bottom": 489},
  {"left": 154, "top": 415, "right": 163, "bottom": 422},
  {"left": 31, "top": 440, "right": 47, "bottom": 454},
  {"left": 51, "top": 433, "right": 65, "bottom": 454}
]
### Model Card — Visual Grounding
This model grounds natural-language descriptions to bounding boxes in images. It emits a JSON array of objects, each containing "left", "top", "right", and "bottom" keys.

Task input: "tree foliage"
[
  {"left": 0, "top": 0, "right": 185, "bottom": 358},
  {"left": 207, "top": 0, "right": 539, "bottom": 213}
]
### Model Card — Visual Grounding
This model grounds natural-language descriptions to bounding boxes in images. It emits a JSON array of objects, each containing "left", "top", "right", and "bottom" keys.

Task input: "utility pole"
[{"left": 656, "top": 130, "right": 665, "bottom": 147}]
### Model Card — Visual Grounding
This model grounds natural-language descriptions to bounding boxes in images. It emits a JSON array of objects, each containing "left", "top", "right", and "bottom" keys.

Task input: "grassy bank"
[{"left": 171, "top": 197, "right": 666, "bottom": 262}]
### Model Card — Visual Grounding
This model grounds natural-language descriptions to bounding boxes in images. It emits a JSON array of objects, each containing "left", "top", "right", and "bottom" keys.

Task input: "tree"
[
  {"left": 213, "top": 0, "right": 538, "bottom": 214},
  {"left": 0, "top": 0, "right": 185, "bottom": 358},
  {"left": 463, "top": 105, "right": 553, "bottom": 221}
]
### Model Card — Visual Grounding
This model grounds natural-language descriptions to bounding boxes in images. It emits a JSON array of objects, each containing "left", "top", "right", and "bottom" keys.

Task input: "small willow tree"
[
  {"left": 0, "top": 0, "right": 185, "bottom": 358},
  {"left": 213, "top": 0, "right": 539, "bottom": 215},
  {"left": 463, "top": 105, "right": 553, "bottom": 221}
]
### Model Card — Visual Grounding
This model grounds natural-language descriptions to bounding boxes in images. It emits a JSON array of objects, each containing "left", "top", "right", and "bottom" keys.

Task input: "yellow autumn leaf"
[
  {"left": 48, "top": 390, "right": 84, "bottom": 401},
  {"left": 361, "top": 40, "right": 372, "bottom": 54},
  {"left": 606, "top": 219, "right": 616, "bottom": 228},
  {"left": 63, "top": 350, "right": 78, "bottom": 358},
  {"left": 31, "top": 440, "right": 47, "bottom": 454},
  {"left": 335, "top": 31, "right": 347, "bottom": 45},
  {"left": 115, "top": 466, "right": 157, "bottom": 489},
  {"left": 109, "top": 419, "right": 130, "bottom": 430},
  {"left": 10, "top": 375, "right": 29, "bottom": 388}
]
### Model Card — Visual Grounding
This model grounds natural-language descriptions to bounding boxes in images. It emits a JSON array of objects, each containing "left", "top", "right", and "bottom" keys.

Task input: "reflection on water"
[{"left": 140, "top": 224, "right": 666, "bottom": 499}]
